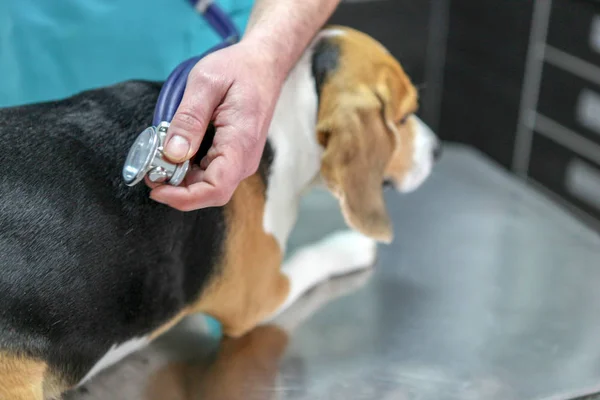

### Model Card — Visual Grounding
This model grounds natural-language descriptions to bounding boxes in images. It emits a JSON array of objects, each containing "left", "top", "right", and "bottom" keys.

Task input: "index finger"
[{"left": 162, "top": 65, "right": 230, "bottom": 163}]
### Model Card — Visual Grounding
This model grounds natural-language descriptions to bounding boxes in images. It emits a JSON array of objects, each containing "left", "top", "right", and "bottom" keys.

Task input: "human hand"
[{"left": 147, "top": 40, "right": 286, "bottom": 211}]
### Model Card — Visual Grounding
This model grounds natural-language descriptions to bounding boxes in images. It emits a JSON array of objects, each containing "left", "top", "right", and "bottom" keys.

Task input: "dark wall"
[
  {"left": 439, "top": 0, "right": 600, "bottom": 230},
  {"left": 438, "top": 1, "right": 534, "bottom": 169}
]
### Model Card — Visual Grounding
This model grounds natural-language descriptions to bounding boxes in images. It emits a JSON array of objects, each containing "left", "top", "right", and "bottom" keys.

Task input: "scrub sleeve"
[
  {"left": 0, "top": 0, "right": 254, "bottom": 337},
  {"left": 0, "top": 0, "right": 254, "bottom": 108}
]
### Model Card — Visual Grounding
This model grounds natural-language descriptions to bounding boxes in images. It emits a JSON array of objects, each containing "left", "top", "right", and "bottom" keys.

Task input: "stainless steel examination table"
[{"left": 68, "top": 145, "right": 600, "bottom": 400}]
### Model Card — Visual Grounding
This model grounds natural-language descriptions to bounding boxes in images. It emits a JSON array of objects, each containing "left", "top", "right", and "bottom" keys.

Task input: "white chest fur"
[{"left": 262, "top": 45, "right": 322, "bottom": 252}]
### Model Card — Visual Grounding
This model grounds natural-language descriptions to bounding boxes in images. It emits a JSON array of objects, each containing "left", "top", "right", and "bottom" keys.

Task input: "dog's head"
[{"left": 314, "top": 26, "right": 441, "bottom": 243}]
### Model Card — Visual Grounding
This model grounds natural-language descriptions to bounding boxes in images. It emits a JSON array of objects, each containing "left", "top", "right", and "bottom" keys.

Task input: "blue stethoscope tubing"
[{"left": 152, "top": 0, "right": 239, "bottom": 127}]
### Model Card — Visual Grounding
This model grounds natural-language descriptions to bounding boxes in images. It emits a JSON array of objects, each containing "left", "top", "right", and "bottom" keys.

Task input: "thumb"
[{"left": 163, "top": 69, "right": 229, "bottom": 163}]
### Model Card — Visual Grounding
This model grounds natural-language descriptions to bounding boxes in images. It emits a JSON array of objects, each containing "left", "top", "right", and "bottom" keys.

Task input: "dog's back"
[{"left": 0, "top": 81, "right": 227, "bottom": 391}]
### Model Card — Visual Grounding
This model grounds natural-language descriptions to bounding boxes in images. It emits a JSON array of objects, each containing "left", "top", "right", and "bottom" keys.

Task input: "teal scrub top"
[{"left": 0, "top": 0, "right": 254, "bottom": 108}]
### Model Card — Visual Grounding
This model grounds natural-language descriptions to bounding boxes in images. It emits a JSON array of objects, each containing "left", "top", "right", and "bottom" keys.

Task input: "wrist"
[
  {"left": 240, "top": 32, "right": 295, "bottom": 84},
  {"left": 239, "top": 0, "right": 341, "bottom": 85}
]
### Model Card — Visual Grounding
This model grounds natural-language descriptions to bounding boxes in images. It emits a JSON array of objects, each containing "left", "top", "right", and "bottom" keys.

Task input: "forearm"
[{"left": 242, "top": 0, "right": 341, "bottom": 81}]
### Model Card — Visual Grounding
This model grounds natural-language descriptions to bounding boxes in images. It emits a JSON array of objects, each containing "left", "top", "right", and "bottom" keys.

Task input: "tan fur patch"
[
  {"left": 0, "top": 353, "right": 46, "bottom": 400},
  {"left": 185, "top": 174, "right": 290, "bottom": 338},
  {"left": 316, "top": 26, "right": 420, "bottom": 242},
  {"left": 385, "top": 116, "right": 418, "bottom": 183},
  {"left": 323, "top": 26, "right": 418, "bottom": 122}
]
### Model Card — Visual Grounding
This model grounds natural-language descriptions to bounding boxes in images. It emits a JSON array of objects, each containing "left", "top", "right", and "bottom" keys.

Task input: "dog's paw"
[
  {"left": 272, "top": 268, "right": 373, "bottom": 333},
  {"left": 270, "top": 230, "right": 377, "bottom": 324},
  {"left": 316, "top": 230, "right": 378, "bottom": 278}
]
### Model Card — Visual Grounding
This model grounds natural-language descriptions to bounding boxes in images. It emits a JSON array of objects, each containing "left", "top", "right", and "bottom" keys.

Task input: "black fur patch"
[
  {"left": 311, "top": 37, "right": 341, "bottom": 101},
  {"left": 0, "top": 80, "right": 246, "bottom": 384}
]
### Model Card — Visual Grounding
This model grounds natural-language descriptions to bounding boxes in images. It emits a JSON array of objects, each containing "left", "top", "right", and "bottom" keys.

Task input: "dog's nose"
[{"left": 433, "top": 141, "right": 443, "bottom": 162}]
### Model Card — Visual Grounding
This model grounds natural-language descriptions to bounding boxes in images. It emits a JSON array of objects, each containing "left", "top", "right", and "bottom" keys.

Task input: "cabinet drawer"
[
  {"left": 538, "top": 62, "right": 600, "bottom": 146},
  {"left": 547, "top": 0, "right": 600, "bottom": 67},
  {"left": 528, "top": 132, "right": 600, "bottom": 220}
]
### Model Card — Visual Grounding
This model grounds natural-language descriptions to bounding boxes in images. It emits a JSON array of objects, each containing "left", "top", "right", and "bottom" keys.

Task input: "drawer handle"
[
  {"left": 565, "top": 158, "right": 600, "bottom": 210},
  {"left": 591, "top": 15, "right": 600, "bottom": 54},
  {"left": 576, "top": 89, "right": 600, "bottom": 136}
]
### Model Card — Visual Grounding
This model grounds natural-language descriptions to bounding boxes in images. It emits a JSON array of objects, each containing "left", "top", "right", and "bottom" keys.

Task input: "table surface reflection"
[{"left": 68, "top": 145, "right": 600, "bottom": 400}]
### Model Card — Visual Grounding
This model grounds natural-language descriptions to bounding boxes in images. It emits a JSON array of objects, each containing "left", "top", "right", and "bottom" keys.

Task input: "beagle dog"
[{"left": 0, "top": 25, "right": 441, "bottom": 399}]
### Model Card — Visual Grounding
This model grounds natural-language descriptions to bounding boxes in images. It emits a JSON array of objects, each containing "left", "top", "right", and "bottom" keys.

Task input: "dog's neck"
[{"left": 262, "top": 38, "right": 325, "bottom": 252}]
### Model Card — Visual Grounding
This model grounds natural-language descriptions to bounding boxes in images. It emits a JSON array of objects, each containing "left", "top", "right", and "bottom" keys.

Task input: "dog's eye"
[{"left": 398, "top": 115, "right": 409, "bottom": 125}]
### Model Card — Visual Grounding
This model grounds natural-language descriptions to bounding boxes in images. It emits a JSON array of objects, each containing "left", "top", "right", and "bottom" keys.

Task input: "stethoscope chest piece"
[{"left": 122, "top": 121, "right": 189, "bottom": 187}]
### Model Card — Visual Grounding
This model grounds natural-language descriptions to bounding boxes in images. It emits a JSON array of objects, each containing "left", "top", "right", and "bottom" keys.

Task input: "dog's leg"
[
  {"left": 265, "top": 230, "right": 377, "bottom": 323},
  {"left": 272, "top": 267, "right": 373, "bottom": 333}
]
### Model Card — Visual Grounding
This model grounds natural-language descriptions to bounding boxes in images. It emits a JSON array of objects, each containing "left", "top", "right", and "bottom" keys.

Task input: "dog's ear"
[{"left": 317, "top": 85, "right": 395, "bottom": 243}]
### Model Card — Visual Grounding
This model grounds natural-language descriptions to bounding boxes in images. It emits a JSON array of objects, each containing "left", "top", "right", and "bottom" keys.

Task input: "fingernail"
[{"left": 165, "top": 135, "right": 190, "bottom": 161}]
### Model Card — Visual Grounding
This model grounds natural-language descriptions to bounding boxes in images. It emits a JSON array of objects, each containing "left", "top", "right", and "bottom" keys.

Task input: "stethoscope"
[{"left": 122, "top": 0, "right": 239, "bottom": 187}]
